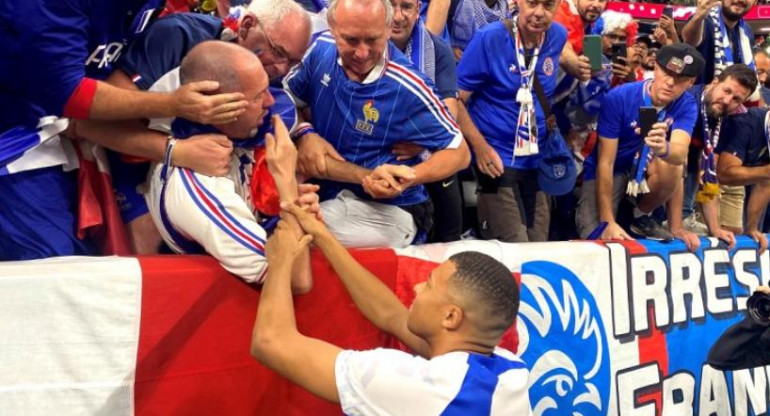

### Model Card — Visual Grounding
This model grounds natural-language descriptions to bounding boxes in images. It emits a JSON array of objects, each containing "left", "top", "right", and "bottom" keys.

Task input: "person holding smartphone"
[{"left": 576, "top": 43, "right": 705, "bottom": 242}]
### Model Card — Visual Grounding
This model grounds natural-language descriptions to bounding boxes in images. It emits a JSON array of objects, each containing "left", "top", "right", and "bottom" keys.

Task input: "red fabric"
[
  {"left": 74, "top": 142, "right": 131, "bottom": 255},
  {"left": 250, "top": 146, "right": 281, "bottom": 216},
  {"left": 135, "top": 249, "right": 398, "bottom": 416},
  {"left": 554, "top": 1, "right": 585, "bottom": 54},
  {"left": 617, "top": 241, "right": 666, "bottom": 415},
  {"left": 161, "top": 0, "right": 196, "bottom": 16},
  {"left": 63, "top": 78, "right": 98, "bottom": 120}
]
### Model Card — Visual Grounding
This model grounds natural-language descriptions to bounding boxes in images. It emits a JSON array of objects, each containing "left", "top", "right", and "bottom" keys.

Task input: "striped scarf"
[
  {"left": 452, "top": 0, "right": 509, "bottom": 50},
  {"left": 404, "top": 18, "right": 436, "bottom": 83},
  {"left": 711, "top": 5, "right": 754, "bottom": 78}
]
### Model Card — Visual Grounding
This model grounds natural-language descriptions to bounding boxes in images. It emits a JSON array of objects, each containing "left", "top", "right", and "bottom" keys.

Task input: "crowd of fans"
[
  {"left": 2, "top": 0, "right": 770, "bottom": 266},
  {"left": 5, "top": 0, "right": 770, "bottom": 411}
]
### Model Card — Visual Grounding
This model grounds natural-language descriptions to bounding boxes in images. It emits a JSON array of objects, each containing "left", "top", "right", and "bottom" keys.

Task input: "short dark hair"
[
  {"left": 448, "top": 251, "right": 519, "bottom": 334},
  {"left": 716, "top": 63, "right": 758, "bottom": 92}
]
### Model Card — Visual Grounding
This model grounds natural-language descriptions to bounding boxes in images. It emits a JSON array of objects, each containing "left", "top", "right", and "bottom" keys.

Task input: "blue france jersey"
[
  {"left": 457, "top": 21, "right": 567, "bottom": 170},
  {"left": 117, "top": 13, "right": 224, "bottom": 91},
  {"left": 0, "top": 0, "right": 162, "bottom": 131},
  {"left": 335, "top": 348, "right": 530, "bottom": 415},
  {"left": 582, "top": 81, "right": 697, "bottom": 180},
  {"left": 285, "top": 33, "right": 463, "bottom": 206}
]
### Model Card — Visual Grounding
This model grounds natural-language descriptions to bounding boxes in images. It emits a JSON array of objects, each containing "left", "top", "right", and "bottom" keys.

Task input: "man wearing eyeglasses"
[{"left": 77, "top": 0, "right": 314, "bottom": 254}]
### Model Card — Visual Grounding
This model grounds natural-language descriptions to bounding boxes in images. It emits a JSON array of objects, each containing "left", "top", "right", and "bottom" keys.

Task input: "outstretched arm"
[
  {"left": 250, "top": 221, "right": 340, "bottom": 402},
  {"left": 282, "top": 203, "right": 432, "bottom": 358}
]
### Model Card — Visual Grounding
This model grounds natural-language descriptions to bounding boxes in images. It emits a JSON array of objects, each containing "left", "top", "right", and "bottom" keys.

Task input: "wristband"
[
  {"left": 291, "top": 122, "right": 316, "bottom": 141},
  {"left": 165, "top": 136, "right": 178, "bottom": 167},
  {"left": 657, "top": 141, "right": 670, "bottom": 159}
]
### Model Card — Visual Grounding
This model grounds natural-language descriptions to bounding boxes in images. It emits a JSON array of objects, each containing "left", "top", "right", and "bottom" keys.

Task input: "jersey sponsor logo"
[
  {"left": 85, "top": 42, "right": 125, "bottom": 69},
  {"left": 355, "top": 100, "right": 379, "bottom": 135},
  {"left": 321, "top": 73, "right": 331, "bottom": 87},
  {"left": 542, "top": 57, "right": 554, "bottom": 77},
  {"left": 517, "top": 261, "right": 610, "bottom": 416}
]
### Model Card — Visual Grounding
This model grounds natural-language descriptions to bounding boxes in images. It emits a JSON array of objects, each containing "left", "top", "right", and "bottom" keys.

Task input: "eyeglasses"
[
  {"left": 257, "top": 20, "right": 301, "bottom": 67},
  {"left": 392, "top": 2, "right": 417, "bottom": 14}
]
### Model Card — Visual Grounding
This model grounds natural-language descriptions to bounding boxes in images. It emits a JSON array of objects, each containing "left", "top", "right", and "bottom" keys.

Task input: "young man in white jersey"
[{"left": 252, "top": 202, "right": 530, "bottom": 414}]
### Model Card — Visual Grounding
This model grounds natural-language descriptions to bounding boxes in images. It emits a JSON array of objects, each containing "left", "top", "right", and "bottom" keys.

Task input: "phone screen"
[{"left": 584, "top": 35, "right": 603, "bottom": 71}]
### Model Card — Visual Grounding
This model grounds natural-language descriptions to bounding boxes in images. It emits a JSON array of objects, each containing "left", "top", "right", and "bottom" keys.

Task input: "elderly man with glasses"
[{"left": 75, "top": 0, "right": 314, "bottom": 254}]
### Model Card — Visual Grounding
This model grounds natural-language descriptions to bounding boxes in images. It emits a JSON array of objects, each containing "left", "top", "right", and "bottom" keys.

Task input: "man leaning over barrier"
[{"left": 251, "top": 202, "right": 530, "bottom": 414}]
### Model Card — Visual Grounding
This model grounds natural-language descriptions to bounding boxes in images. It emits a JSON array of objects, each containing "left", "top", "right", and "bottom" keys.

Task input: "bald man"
[{"left": 144, "top": 41, "right": 315, "bottom": 291}]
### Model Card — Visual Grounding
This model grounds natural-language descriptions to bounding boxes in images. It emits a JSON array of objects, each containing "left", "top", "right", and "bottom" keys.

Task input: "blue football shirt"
[{"left": 457, "top": 20, "right": 567, "bottom": 170}]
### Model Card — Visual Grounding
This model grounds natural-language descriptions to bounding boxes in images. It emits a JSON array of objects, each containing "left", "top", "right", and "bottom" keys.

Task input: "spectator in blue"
[
  {"left": 456, "top": 0, "right": 569, "bottom": 243},
  {"left": 717, "top": 106, "right": 770, "bottom": 253},
  {"left": 0, "top": 0, "right": 246, "bottom": 260},
  {"left": 576, "top": 44, "right": 704, "bottom": 243}
]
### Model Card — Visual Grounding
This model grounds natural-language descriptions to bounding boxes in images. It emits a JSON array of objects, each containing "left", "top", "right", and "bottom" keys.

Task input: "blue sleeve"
[
  {"left": 456, "top": 29, "right": 490, "bottom": 92},
  {"left": 20, "top": 0, "right": 92, "bottom": 116},
  {"left": 432, "top": 35, "right": 457, "bottom": 99},
  {"left": 401, "top": 82, "right": 462, "bottom": 151},
  {"left": 116, "top": 15, "right": 210, "bottom": 90},
  {"left": 669, "top": 93, "right": 698, "bottom": 136},
  {"left": 284, "top": 37, "right": 322, "bottom": 106},
  {"left": 717, "top": 113, "right": 754, "bottom": 160},
  {"left": 596, "top": 89, "right": 624, "bottom": 140}
]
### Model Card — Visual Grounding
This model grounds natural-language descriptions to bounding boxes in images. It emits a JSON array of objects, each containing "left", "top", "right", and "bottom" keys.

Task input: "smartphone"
[
  {"left": 639, "top": 107, "right": 658, "bottom": 139},
  {"left": 584, "top": 35, "right": 603, "bottom": 71},
  {"left": 638, "top": 22, "right": 656, "bottom": 35},
  {"left": 662, "top": 5, "right": 674, "bottom": 19},
  {"left": 612, "top": 44, "right": 627, "bottom": 65}
]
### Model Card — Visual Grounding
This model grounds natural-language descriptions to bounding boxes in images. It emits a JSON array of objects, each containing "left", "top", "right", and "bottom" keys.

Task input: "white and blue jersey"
[
  {"left": 335, "top": 347, "right": 530, "bottom": 415},
  {"left": 144, "top": 97, "right": 296, "bottom": 283},
  {"left": 582, "top": 81, "right": 698, "bottom": 180},
  {"left": 457, "top": 21, "right": 567, "bottom": 170},
  {"left": 284, "top": 33, "right": 463, "bottom": 207}
]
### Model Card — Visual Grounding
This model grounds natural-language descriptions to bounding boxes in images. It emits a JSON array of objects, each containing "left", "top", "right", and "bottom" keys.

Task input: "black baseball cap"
[{"left": 655, "top": 43, "right": 705, "bottom": 77}]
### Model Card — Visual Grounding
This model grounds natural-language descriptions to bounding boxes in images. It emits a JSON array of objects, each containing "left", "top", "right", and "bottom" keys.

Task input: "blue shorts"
[{"left": 0, "top": 167, "right": 96, "bottom": 260}]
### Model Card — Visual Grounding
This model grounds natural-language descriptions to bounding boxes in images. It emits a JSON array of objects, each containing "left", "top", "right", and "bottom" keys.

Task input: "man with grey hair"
[
  {"left": 77, "top": 0, "right": 313, "bottom": 254},
  {"left": 285, "top": 0, "right": 470, "bottom": 248}
]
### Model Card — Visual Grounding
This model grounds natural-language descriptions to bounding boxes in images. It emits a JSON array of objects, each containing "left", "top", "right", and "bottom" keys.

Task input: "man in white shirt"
[{"left": 251, "top": 201, "right": 530, "bottom": 415}]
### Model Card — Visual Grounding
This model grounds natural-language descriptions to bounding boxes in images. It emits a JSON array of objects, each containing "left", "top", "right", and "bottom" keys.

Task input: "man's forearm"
[
  {"left": 681, "top": 13, "right": 707, "bottom": 47},
  {"left": 274, "top": 177, "right": 313, "bottom": 293},
  {"left": 322, "top": 157, "right": 371, "bottom": 184},
  {"left": 597, "top": 165, "right": 616, "bottom": 222},
  {"left": 559, "top": 43, "right": 582, "bottom": 78},
  {"left": 701, "top": 198, "right": 722, "bottom": 234},
  {"left": 457, "top": 101, "right": 487, "bottom": 150},
  {"left": 313, "top": 230, "right": 409, "bottom": 333},
  {"left": 719, "top": 165, "right": 770, "bottom": 186},
  {"left": 89, "top": 81, "right": 177, "bottom": 121},
  {"left": 745, "top": 183, "right": 770, "bottom": 231},
  {"left": 77, "top": 120, "right": 166, "bottom": 161},
  {"left": 413, "top": 140, "right": 470, "bottom": 184},
  {"left": 252, "top": 260, "right": 300, "bottom": 354},
  {"left": 424, "top": 0, "right": 450, "bottom": 35}
]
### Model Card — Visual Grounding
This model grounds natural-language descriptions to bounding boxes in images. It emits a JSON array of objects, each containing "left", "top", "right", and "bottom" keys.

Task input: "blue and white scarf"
[
  {"left": 405, "top": 18, "right": 436, "bottom": 82},
  {"left": 452, "top": 0, "right": 509, "bottom": 50},
  {"left": 627, "top": 81, "right": 671, "bottom": 197},
  {"left": 711, "top": 5, "right": 755, "bottom": 78},
  {"left": 510, "top": 15, "right": 545, "bottom": 158}
]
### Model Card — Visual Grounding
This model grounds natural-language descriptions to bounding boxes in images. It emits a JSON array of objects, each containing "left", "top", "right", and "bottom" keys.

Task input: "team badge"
[
  {"left": 355, "top": 100, "right": 379, "bottom": 135},
  {"left": 542, "top": 57, "right": 554, "bottom": 76}
]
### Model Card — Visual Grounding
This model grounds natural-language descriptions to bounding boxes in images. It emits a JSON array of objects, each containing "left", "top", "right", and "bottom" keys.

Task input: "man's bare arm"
[
  {"left": 283, "top": 203, "right": 432, "bottom": 358},
  {"left": 718, "top": 152, "right": 770, "bottom": 186}
]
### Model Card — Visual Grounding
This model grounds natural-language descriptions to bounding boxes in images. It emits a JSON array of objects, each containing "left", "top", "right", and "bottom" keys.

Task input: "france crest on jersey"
[{"left": 284, "top": 32, "right": 463, "bottom": 206}]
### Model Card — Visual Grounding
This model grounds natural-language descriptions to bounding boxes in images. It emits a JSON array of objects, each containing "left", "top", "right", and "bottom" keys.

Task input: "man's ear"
[
  {"left": 442, "top": 304, "right": 464, "bottom": 330},
  {"left": 240, "top": 14, "right": 256, "bottom": 40}
]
